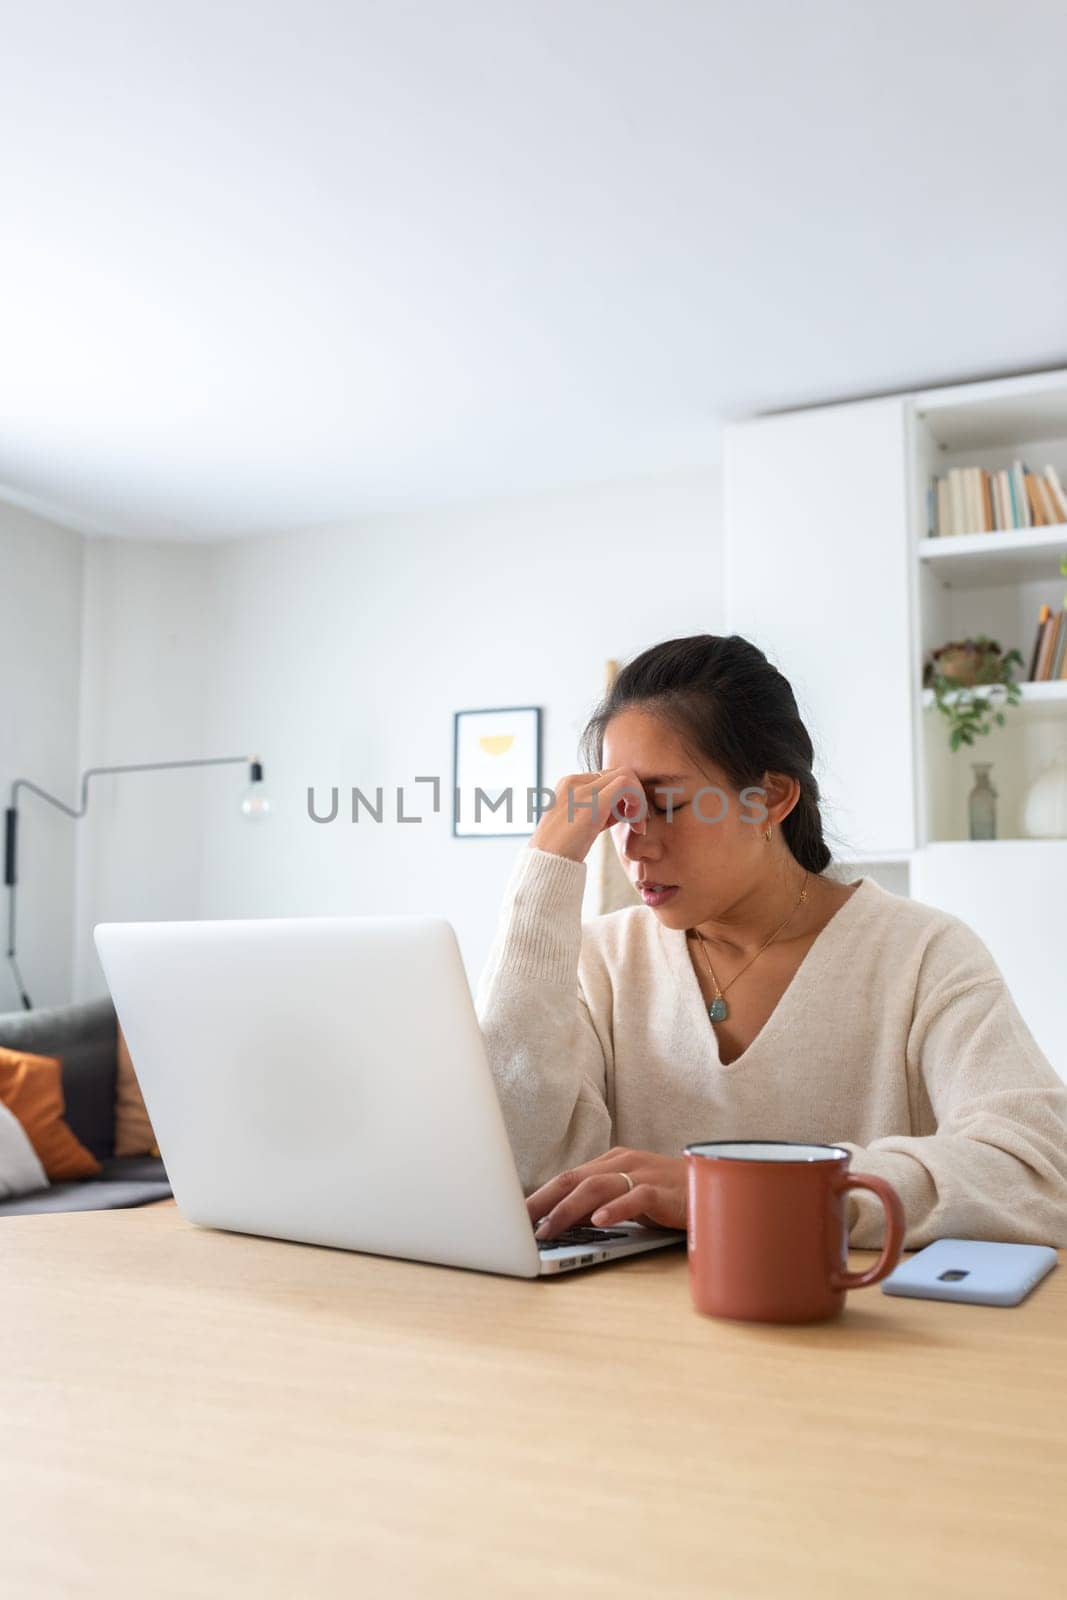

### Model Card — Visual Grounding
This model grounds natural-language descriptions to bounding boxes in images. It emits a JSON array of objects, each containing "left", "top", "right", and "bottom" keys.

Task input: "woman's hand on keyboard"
[{"left": 527, "top": 1148, "right": 687, "bottom": 1239}]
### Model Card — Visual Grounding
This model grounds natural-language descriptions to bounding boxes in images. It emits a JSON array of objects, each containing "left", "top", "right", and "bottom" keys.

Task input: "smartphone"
[{"left": 881, "top": 1238, "right": 1058, "bottom": 1307}]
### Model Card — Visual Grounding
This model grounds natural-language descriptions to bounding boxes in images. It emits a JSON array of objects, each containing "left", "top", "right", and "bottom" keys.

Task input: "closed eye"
[{"left": 651, "top": 802, "right": 687, "bottom": 815}]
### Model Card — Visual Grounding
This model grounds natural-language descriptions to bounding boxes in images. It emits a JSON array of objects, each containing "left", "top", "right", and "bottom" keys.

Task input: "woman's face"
[{"left": 601, "top": 707, "right": 791, "bottom": 927}]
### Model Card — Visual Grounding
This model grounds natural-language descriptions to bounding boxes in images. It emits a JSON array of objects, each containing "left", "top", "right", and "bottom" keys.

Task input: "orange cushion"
[
  {"left": 0, "top": 1046, "right": 102, "bottom": 1180},
  {"left": 114, "top": 1025, "right": 159, "bottom": 1159}
]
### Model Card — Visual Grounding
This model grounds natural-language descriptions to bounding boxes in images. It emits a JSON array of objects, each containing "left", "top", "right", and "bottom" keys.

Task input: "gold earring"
[{"left": 764, "top": 827, "right": 772, "bottom": 842}]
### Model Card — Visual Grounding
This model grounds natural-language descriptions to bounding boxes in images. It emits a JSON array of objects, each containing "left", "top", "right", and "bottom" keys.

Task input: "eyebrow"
[{"left": 638, "top": 774, "right": 689, "bottom": 785}]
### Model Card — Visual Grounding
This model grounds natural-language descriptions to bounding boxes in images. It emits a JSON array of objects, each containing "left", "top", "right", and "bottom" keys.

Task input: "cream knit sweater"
[{"left": 474, "top": 846, "right": 1067, "bottom": 1250}]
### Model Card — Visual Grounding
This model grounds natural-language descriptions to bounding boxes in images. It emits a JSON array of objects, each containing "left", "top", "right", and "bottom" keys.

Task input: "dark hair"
[{"left": 579, "top": 634, "right": 833, "bottom": 874}]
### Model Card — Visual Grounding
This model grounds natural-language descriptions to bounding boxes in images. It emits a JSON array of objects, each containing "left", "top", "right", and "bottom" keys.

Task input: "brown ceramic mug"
[{"left": 684, "top": 1140, "right": 906, "bottom": 1324}]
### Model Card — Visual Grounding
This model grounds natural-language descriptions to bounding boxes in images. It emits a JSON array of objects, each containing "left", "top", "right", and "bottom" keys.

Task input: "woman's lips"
[{"left": 637, "top": 882, "right": 679, "bottom": 908}]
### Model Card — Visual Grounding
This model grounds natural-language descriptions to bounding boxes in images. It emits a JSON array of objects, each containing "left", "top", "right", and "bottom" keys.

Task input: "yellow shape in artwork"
[{"left": 479, "top": 735, "right": 515, "bottom": 756}]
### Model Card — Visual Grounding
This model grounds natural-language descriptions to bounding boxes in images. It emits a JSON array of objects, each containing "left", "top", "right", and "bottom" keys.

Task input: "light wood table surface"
[{"left": 2, "top": 1202, "right": 1065, "bottom": 1599}]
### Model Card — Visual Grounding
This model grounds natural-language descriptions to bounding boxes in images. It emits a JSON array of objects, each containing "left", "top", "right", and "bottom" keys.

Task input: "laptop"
[{"left": 92, "top": 914, "right": 684, "bottom": 1277}]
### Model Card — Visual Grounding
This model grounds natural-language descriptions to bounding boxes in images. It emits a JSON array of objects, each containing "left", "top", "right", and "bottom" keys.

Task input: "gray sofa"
[{"left": 0, "top": 998, "right": 172, "bottom": 1217}]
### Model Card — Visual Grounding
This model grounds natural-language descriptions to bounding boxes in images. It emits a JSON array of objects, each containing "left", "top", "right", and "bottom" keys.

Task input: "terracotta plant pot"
[{"left": 932, "top": 642, "right": 1003, "bottom": 688}]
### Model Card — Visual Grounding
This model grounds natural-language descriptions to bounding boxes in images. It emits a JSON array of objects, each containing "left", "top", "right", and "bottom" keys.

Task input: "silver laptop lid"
[{"left": 93, "top": 915, "right": 541, "bottom": 1277}]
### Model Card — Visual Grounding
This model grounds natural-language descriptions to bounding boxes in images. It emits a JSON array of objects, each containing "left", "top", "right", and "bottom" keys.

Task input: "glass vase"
[{"left": 968, "top": 762, "right": 997, "bottom": 841}]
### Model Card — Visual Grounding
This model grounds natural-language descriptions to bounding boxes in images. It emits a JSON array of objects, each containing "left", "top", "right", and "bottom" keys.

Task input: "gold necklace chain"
[{"left": 690, "top": 871, "right": 810, "bottom": 1024}]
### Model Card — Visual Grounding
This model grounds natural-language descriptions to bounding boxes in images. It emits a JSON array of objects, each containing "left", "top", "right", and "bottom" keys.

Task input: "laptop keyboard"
[{"left": 535, "top": 1225, "right": 632, "bottom": 1254}]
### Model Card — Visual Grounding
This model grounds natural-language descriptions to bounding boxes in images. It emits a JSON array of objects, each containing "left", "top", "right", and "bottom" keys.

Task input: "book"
[
  {"left": 936, "top": 476, "right": 950, "bottom": 538},
  {"left": 1028, "top": 604, "right": 1052, "bottom": 680},
  {"left": 1036, "top": 476, "right": 1058, "bottom": 526},
  {"left": 1012, "top": 460, "right": 1032, "bottom": 528},
  {"left": 1024, "top": 470, "right": 1046, "bottom": 527},
  {"left": 981, "top": 470, "right": 994, "bottom": 532},
  {"left": 970, "top": 468, "right": 984, "bottom": 531},
  {"left": 1006, "top": 466, "right": 1021, "bottom": 527},
  {"left": 1044, "top": 465, "right": 1067, "bottom": 524},
  {"left": 1035, "top": 609, "right": 1062, "bottom": 681},
  {"left": 1051, "top": 607, "right": 1067, "bottom": 680},
  {"left": 949, "top": 468, "right": 966, "bottom": 535},
  {"left": 1048, "top": 610, "right": 1065, "bottom": 678},
  {"left": 998, "top": 468, "right": 1015, "bottom": 528}
]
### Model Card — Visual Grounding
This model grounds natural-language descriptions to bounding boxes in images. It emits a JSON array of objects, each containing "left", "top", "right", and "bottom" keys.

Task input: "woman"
[{"left": 474, "top": 634, "right": 1067, "bottom": 1250}]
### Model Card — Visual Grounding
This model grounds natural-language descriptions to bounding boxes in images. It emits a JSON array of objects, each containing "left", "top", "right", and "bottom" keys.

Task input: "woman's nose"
[
  {"left": 618, "top": 800, "right": 661, "bottom": 859},
  {"left": 621, "top": 823, "right": 655, "bottom": 860}
]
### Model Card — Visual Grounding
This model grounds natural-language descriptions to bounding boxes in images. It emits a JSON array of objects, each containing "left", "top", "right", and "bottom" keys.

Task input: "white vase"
[{"left": 1022, "top": 756, "right": 1067, "bottom": 839}]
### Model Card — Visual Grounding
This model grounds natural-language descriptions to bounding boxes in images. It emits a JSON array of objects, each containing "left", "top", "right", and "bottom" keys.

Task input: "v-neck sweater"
[{"left": 474, "top": 846, "right": 1067, "bottom": 1250}]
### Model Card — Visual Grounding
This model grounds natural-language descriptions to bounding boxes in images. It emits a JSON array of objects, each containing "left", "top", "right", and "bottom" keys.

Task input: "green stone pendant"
[{"left": 708, "top": 996, "right": 728, "bottom": 1023}]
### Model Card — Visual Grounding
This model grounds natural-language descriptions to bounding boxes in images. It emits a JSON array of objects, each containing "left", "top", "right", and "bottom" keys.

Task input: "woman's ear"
[{"left": 760, "top": 771, "right": 802, "bottom": 826}]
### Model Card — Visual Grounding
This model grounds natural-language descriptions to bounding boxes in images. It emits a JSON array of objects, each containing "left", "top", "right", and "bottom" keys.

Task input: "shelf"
[
  {"left": 833, "top": 839, "right": 1067, "bottom": 860},
  {"left": 831, "top": 849, "right": 914, "bottom": 864},
  {"left": 922, "top": 837, "right": 1067, "bottom": 847},
  {"left": 922, "top": 681, "right": 1067, "bottom": 716},
  {"left": 918, "top": 525, "right": 1067, "bottom": 588},
  {"left": 919, "top": 837, "right": 1067, "bottom": 852}
]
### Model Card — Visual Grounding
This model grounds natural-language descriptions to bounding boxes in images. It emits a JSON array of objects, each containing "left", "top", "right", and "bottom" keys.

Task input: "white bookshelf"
[
  {"left": 725, "top": 374, "right": 1067, "bottom": 857},
  {"left": 724, "top": 367, "right": 1067, "bottom": 1078},
  {"left": 911, "top": 370, "right": 1067, "bottom": 847}
]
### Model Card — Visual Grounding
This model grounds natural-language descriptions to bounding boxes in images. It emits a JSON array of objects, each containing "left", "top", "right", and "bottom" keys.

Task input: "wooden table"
[{"left": 2, "top": 1204, "right": 1065, "bottom": 1599}]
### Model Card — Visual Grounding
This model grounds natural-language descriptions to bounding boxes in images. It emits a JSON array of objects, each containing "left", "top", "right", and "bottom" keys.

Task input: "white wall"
[
  {"left": 72, "top": 467, "right": 723, "bottom": 998},
  {"left": 71, "top": 537, "right": 219, "bottom": 999},
  {"left": 0, "top": 504, "right": 84, "bottom": 1010}
]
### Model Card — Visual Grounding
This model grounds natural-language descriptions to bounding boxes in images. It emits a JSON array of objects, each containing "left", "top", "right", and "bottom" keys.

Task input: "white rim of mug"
[{"left": 683, "top": 1139, "right": 851, "bottom": 1163}]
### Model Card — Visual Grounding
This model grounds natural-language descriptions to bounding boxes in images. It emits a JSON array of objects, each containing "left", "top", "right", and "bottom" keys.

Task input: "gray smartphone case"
[{"left": 881, "top": 1238, "right": 1058, "bottom": 1306}]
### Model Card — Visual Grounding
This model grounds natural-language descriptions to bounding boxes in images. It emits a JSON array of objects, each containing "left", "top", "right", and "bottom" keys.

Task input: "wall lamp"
[{"left": 4, "top": 755, "right": 269, "bottom": 1011}]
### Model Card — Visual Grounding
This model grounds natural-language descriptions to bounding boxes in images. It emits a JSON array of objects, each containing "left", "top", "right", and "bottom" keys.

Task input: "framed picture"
[{"left": 452, "top": 706, "right": 542, "bottom": 838}]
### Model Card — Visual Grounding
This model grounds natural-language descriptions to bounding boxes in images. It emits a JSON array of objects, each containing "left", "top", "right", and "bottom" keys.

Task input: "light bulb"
[{"left": 241, "top": 785, "right": 271, "bottom": 819}]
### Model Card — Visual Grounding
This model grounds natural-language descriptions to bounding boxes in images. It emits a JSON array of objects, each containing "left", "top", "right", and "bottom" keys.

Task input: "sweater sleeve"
[
  {"left": 473, "top": 844, "right": 614, "bottom": 1196},
  {"left": 474, "top": 846, "right": 613, "bottom": 1195},
  {"left": 838, "top": 919, "right": 1067, "bottom": 1251}
]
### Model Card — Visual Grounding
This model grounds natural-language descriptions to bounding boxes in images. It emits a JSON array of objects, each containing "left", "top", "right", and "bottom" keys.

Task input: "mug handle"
[{"left": 829, "top": 1173, "right": 906, "bottom": 1291}]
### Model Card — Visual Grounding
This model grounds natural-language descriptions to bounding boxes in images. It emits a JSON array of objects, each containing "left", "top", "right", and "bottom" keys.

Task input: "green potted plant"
[{"left": 923, "top": 635, "right": 1024, "bottom": 752}]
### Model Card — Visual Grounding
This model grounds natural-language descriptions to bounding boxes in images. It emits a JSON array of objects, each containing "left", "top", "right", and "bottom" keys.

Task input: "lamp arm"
[
  {"left": 11, "top": 756, "right": 260, "bottom": 822},
  {"left": 76, "top": 755, "right": 258, "bottom": 812},
  {"left": 11, "top": 777, "right": 83, "bottom": 821},
  {"left": 5, "top": 754, "right": 262, "bottom": 1012}
]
